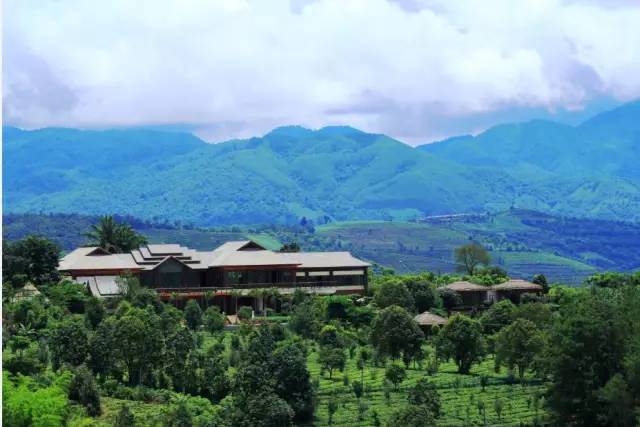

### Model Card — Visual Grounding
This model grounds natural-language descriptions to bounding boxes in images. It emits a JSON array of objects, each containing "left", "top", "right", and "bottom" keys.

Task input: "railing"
[{"left": 154, "top": 280, "right": 357, "bottom": 293}]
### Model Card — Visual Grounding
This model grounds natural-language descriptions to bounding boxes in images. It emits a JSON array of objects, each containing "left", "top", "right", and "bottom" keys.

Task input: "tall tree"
[
  {"left": 3, "top": 236, "right": 60, "bottom": 287},
  {"left": 494, "top": 319, "right": 544, "bottom": 380},
  {"left": 373, "top": 279, "right": 415, "bottom": 311},
  {"left": 370, "top": 305, "right": 424, "bottom": 362},
  {"left": 84, "top": 215, "right": 147, "bottom": 254},
  {"left": 454, "top": 243, "right": 490, "bottom": 275},
  {"left": 435, "top": 315, "right": 485, "bottom": 374}
]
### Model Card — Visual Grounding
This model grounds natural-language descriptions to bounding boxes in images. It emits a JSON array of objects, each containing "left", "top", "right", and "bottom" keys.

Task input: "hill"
[
  {"left": 3, "top": 102, "right": 640, "bottom": 224},
  {"left": 5, "top": 210, "right": 640, "bottom": 284}
]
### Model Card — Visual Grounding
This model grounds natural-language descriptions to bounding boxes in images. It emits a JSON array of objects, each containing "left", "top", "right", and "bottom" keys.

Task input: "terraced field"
[{"left": 308, "top": 345, "right": 546, "bottom": 426}]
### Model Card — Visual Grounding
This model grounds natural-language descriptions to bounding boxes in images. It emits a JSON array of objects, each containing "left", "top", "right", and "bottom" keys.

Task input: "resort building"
[{"left": 58, "top": 241, "right": 369, "bottom": 313}]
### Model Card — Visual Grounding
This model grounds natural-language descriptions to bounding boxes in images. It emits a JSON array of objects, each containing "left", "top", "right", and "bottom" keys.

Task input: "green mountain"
[{"left": 3, "top": 102, "right": 640, "bottom": 225}]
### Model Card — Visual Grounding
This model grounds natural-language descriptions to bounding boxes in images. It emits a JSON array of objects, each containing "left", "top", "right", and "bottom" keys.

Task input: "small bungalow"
[
  {"left": 491, "top": 279, "right": 543, "bottom": 303},
  {"left": 414, "top": 311, "right": 447, "bottom": 333},
  {"left": 445, "top": 281, "right": 489, "bottom": 308}
]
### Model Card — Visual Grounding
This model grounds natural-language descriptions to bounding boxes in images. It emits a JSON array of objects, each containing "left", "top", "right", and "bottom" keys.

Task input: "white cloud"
[{"left": 3, "top": 0, "right": 640, "bottom": 144}]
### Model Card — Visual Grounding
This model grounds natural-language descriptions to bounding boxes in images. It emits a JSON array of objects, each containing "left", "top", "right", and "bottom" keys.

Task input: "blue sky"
[{"left": 3, "top": 0, "right": 640, "bottom": 145}]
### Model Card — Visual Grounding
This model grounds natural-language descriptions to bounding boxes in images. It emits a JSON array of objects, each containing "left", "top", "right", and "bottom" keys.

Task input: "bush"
[
  {"left": 237, "top": 306, "right": 253, "bottom": 321},
  {"left": 184, "top": 300, "right": 203, "bottom": 330},
  {"left": 203, "top": 306, "right": 225, "bottom": 333},
  {"left": 68, "top": 366, "right": 101, "bottom": 416}
]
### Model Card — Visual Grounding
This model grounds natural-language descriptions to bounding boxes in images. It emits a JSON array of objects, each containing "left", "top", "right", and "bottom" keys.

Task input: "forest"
[{"left": 3, "top": 230, "right": 640, "bottom": 426}]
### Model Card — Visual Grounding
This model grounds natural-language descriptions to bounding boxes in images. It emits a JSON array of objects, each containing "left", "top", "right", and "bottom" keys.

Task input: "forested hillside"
[{"left": 4, "top": 102, "right": 640, "bottom": 225}]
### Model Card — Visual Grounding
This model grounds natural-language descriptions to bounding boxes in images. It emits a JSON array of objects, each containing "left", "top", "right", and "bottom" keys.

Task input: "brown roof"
[
  {"left": 445, "top": 281, "right": 488, "bottom": 292},
  {"left": 492, "top": 279, "right": 543, "bottom": 291},
  {"left": 414, "top": 311, "right": 448, "bottom": 326}
]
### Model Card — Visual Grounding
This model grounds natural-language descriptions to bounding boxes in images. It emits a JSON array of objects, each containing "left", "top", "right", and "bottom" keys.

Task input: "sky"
[{"left": 3, "top": 0, "right": 640, "bottom": 145}]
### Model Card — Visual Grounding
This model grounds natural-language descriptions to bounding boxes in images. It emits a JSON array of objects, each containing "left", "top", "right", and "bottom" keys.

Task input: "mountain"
[{"left": 3, "top": 102, "right": 640, "bottom": 225}]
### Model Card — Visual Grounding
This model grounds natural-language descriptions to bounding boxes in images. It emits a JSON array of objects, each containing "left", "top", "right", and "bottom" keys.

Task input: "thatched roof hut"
[
  {"left": 444, "top": 281, "right": 489, "bottom": 307},
  {"left": 445, "top": 281, "right": 488, "bottom": 292},
  {"left": 414, "top": 311, "right": 448, "bottom": 327},
  {"left": 491, "top": 279, "right": 543, "bottom": 303},
  {"left": 491, "top": 279, "right": 542, "bottom": 292}
]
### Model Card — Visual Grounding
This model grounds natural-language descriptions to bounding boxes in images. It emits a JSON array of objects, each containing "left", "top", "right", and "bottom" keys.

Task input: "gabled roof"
[
  {"left": 445, "top": 281, "right": 488, "bottom": 292},
  {"left": 148, "top": 256, "right": 194, "bottom": 270},
  {"left": 59, "top": 240, "right": 370, "bottom": 272}
]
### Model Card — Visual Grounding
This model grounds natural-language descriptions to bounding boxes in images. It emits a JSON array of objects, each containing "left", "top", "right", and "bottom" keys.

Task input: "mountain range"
[{"left": 3, "top": 101, "right": 640, "bottom": 225}]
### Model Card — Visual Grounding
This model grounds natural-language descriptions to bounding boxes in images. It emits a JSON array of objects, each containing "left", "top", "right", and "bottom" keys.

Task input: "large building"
[{"left": 59, "top": 241, "right": 369, "bottom": 313}]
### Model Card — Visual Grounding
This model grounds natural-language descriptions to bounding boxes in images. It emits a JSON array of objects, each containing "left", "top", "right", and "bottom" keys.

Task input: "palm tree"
[{"left": 84, "top": 215, "right": 147, "bottom": 253}]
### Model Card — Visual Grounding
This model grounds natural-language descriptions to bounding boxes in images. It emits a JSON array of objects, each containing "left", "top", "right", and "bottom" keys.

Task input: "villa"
[{"left": 58, "top": 240, "right": 369, "bottom": 313}]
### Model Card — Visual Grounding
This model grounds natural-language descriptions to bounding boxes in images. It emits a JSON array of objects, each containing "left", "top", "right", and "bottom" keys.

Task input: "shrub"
[
  {"left": 68, "top": 366, "right": 101, "bottom": 417},
  {"left": 237, "top": 306, "right": 253, "bottom": 321}
]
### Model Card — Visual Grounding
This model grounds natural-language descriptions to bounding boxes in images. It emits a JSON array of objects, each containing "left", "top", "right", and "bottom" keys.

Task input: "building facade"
[{"left": 58, "top": 241, "right": 369, "bottom": 313}]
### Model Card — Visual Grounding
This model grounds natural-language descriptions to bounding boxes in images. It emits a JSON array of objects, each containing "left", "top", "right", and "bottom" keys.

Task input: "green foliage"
[
  {"left": 545, "top": 286, "right": 640, "bottom": 426},
  {"left": 114, "top": 404, "right": 135, "bottom": 427},
  {"left": 45, "top": 280, "right": 88, "bottom": 314},
  {"left": 370, "top": 306, "right": 424, "bottom": 362},
  {"left": 480, "top": 299, "right": 515, "bottom": 335},
  {"left": 454, "top": 243, "right": 491, "bottom": 275},
  {"left": 387, "top": 404, "right": 436, "bottom": 427},
  {"left": 184, "top": 300, "right": 203, "bottom": 330},
  {"left": 68, "top": 366, "right": 101, "bottom": 417},
  {"left": 2, "top": 235, "right": 60, "bottom": 287},
  {"left": 84, "top": 296, "right": 105, "bottom": 328},
  {"left": 494, "top": 319, "right": 544, "bottom": 380},
  {"left": 373, "top": 279, "right": 414, "bottom": 311},
  {"left": 585, "top": 271, "right": 640, "bottom": 288},
  {"left": 3, "top": 371, "right": 72, "bottom": 427},
  {"left": 408, "top": 377, "right": 441, "bottom": 417},
  {"left": 84, "top": 215, "right": 147, "bottom": 253},
  {"left": 435, "top": 315, "right": 485, "bottom": 374},
  {"left": 50, "top": 317, "right": 89, "bottom": 369},
  {"left": 318, "top": 347, "right": 346, "bottom": 379},
  {"left": 385, "top": 364, "right": 406, "bottom": 390},
  {"left": 237, "top": 306, "right": 253, "bottom": 321},
  {"left": 289, "top": 300, "right": 321, "bottom": 338},
  {"left": 203, "top": 306, "right": 225, "bottom": 334}
]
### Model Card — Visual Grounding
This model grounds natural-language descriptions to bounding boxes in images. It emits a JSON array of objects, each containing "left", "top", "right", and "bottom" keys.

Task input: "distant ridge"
[{"left": 3, "top": 101, "right": 640, "bottom": 225}]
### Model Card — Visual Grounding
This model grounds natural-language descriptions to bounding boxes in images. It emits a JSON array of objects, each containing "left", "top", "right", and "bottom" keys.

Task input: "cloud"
[{"left": 3, "top": 0, "right": 640, "bottom": 144}]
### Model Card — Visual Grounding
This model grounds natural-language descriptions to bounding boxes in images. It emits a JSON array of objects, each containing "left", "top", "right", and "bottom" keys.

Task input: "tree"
[
  {"left": 242, "top": 392, "right": 294, "bottom": 427},
  {"left": 184, "top": 300, "right": 203, "bottom": 330},
  {"left": 115, "top": 405, "right": 135, "bottom": 427},
  {"left": 408, "top": 377, "right": 441, "bottom": 417},
  {"left": 385, "top": 364, "right": 406, "bottom": 390},
  {"left": 327, "top": 396, "right": 338, "bottom": 425},
  {"left": 405, "top": 279, "right": 439, "bottom": 313},
  {"left": 370, "top": 306, "right": 424, "bottom": 361},
  {"left": 289, "top": 299, "right": 320, "bottom": 338},
  {"left": 435, "top": 315, "right": 485, "bottom": 374},
  {"left": 49, "top": 318, "right": 89, "bottom": 369},
  {"left": 3, "top": 236, "right": 61, "bottom": 286},
  {"left": 495, "top": 319, "right": 544, "bottom": 380},
  {"left": 438, "top": 288, "right": 462, "bottom": 314},
  {"left": 112, "top": 308, "right": 164, "bottom": 385},
  {"left": 373, "top": 279, "right": 414, "bottom": 311},
  {"left": 454, "top": 243, "right": 490, "bottom": 275},
  {"left": 318, "top": 346, "right": 346, "bottom": 379},
  {"left": 480, "top": 299, "right": 515, "bottom": 335},
  {"left": 493, "top": 398, "right": 504, "bottom": 421},
  {"left": 272, "top": 344, "right": 315, "bottom": 423},
  {"left": 599, "top": 374, "right": 635, "bottom": 427},
  {"left": 84, "top": 215, "right": 147, "bottom": 253},
  {"left": 546, "top": 292, "right": 627, "bottom": 425},
  {"left": 68, "top": 366, "right": 101, "bottom": 416},
  {"left": 202, "top": 349, "right": 230, "bottom": 402},
  {"left": 85, "top": 297, "right": 106, "bottom": 329},
  {"left": 279, "top": 242, "right": 300, "bottom": 253},
  {"left": 203, "top": 306, "right": 225, "bottom": 334},
  {"left": 387, "top": 404, "right": 436, "bottom": 427},
  {"left": 532, "top": 274, "right": 549, "bottom": 293}
]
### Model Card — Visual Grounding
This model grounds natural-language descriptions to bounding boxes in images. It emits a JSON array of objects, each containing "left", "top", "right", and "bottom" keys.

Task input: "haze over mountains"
[{"left": 4, "top": 102, "right": 640, "bottom": 226}]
